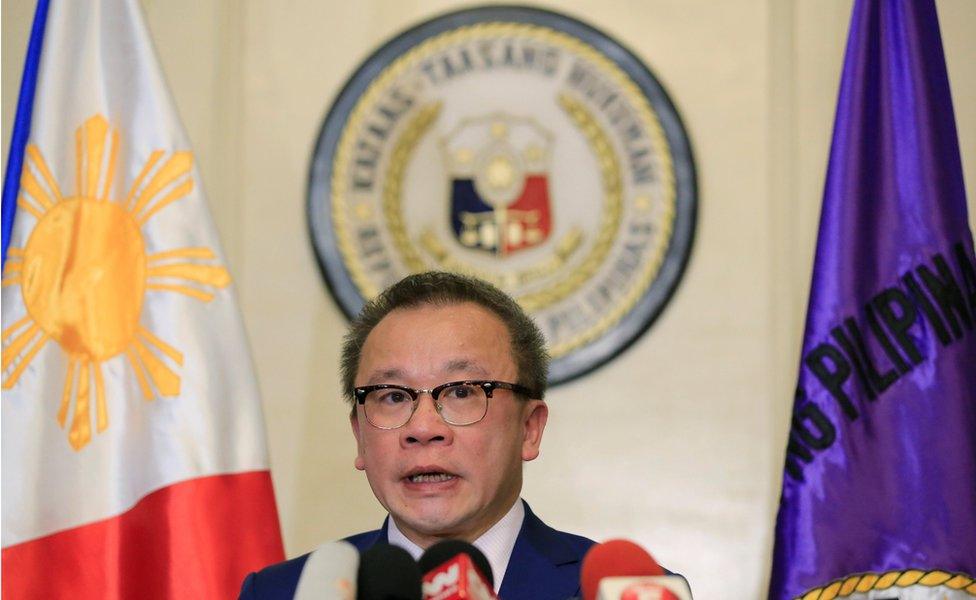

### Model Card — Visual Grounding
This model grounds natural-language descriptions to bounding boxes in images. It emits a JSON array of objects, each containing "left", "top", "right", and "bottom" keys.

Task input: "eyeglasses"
[{"left": 353, "top": 380, "right": 536, "bottom": 429}]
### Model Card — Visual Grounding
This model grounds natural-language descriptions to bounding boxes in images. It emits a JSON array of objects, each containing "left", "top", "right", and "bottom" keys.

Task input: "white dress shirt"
[{"left": 387, "top": 498, "right": 526, "bottom": 594}]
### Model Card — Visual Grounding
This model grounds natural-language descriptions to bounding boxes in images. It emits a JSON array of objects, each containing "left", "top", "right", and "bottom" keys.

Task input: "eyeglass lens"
[{"left": 363, "top": 382, "right": 489, "bottom": 428}]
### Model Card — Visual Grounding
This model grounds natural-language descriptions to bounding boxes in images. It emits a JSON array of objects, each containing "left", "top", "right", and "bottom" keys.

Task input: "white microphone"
[
  {"left": 293, "top": 540, "right": 360, "bottom": 600},
  {"left": 596, "top": 576, "right": 693, "bottom": 600}
]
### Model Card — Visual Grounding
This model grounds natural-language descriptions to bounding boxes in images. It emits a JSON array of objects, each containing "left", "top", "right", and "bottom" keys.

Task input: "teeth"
[{"left": 409, "top": 473, "right": 455, "bottom": 483}]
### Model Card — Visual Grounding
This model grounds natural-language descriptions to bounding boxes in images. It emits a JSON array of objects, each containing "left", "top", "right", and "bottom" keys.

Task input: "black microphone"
[{"left": 357, "top": 543, "right": 423, "bottom": 600}]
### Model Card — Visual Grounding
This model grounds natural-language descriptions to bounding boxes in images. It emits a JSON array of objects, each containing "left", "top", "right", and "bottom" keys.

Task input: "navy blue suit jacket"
[{"left": 238, "top": 502, "right": 595, "bottom": 600}]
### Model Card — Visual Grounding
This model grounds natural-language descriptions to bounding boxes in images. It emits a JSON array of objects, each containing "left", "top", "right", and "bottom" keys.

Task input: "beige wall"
[{"left": 3, "top": 1, "right": 974, "bottom": 598}]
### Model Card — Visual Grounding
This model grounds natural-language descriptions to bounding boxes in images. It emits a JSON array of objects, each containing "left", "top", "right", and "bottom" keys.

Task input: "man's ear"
[
  {"left": 350, "top": 409, "right": 367, "bottom": 471},
  {"left": 521, "top": 400, "right": 548, "bottom": 462}
]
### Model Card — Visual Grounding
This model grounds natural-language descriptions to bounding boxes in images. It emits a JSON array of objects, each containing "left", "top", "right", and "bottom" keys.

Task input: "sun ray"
[
  {"left": 93, "top": 362, "right": 108, "bottom": 432},
  {"left": 137, "top": 326, "right": 183, "bottom": 365},
  {"left": 79, "top": 116, "right": 111, "bottom": 199},
  {"left": 3, "top": 258, "right": 24, "bottom": 286},
  {"left": 147, "top": 247, "right": 215, "bottom": 263},
  {"left": 124, "top": 150, "right": 164, "bottom": 210},
  {"left": 3, "top": 262, "right": 23, "bottom": 287},
  {"left": 58, "top": 359, "right": 77, "bottom": 427},
  {"left": 2, "top": 330, "right": 50, "bottom": 390},
  {"left": 26, "top": 144, "right": 63, "bottom": 203},
  {"left": 101, "top": 129, "right": 121, "bottom": 202},
  {"left": 7, "top": 248, "right": 24, "bottom": 258},
  {"left": 21, "top": 166, "right": 55, "bottom": 211},
  {"left": 2, "top": 322, "right": 41, "bottom": 372},
  {"left": 16, "top": 196, "right": 44, "bottom": 220},
  {"left": 146, "top": 283, "right": 215, "bottom": 302},
  {"left": 125, "top": 346, "right": 154, "bottom": 400},
  {"left": 130, "top": 152, "right": 192, "bottom": 217},
  {"left": 68, "top": 361, "right": 91, "bottom": 450},
  {"left": 136, "top": 177, "right": 193, "bottom": 226},
  {"left": 2, "top": 314, "right": 32, "bottom": 343},
  {"left": 3, "top": 255, "right": 24, "bottom": 287},
  {"left": 130, "top": 337, "right": 181, "bottom": 397},
  {"left": 147, "top": 263, "right": 230, "bottom": 288}
]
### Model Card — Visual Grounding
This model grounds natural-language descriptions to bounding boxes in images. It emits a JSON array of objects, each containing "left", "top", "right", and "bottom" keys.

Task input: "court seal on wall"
[{"left": 308, "top": 5, "right": 697, "bottom": 385}]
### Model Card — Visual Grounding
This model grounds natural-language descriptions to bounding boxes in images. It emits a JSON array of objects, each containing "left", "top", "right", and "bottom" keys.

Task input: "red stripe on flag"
[{"left": 2, "top": 470, "right": 285, "bottom": 599}]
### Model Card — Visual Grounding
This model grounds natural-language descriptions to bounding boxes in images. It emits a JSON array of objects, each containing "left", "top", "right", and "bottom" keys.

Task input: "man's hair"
[{"left": 340, "top": 271, "right": 549, "bottom": 404}]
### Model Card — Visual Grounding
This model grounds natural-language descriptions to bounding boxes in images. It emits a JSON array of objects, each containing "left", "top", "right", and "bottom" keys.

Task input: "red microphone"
[
  {"left": 580, "top": 539, "right": 691, "bottom": 600},
  {"left": 419, "top": 541, "right": 497, "bottom": 600}
]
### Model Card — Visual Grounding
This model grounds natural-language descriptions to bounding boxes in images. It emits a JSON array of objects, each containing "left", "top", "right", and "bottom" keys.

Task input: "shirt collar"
[{"left": 386, "top": 498, "right": 525, "bottom": 593}]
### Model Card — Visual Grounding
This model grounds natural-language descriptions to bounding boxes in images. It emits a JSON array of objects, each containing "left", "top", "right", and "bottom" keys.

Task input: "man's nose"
[{"left": 400, "top": 393, "right": 452, "bottom": 446}]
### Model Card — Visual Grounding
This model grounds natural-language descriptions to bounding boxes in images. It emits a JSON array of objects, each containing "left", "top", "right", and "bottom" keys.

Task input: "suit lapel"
[
  {"left": 498, "top": 503, "right": 583, "bottom": 600},
  {"left": 345, "top": 517, "right": 389, "bottom": 553}
]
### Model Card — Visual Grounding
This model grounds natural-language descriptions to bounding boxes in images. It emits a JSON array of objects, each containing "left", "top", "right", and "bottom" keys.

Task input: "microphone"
[
  {"left": 357, "top": 543, "right": 423, "bottom": 600},
  {"left": 594, "top": 577, "right": 691, "bottom": 600},
  {"left": 580, "top": 539, "right": 692, "bottom": 600},
  {"left": 418, "top": 540, "right": 497, "bottom": 600},
  {"left": 293, "top": 540, "right": 359, "bottom": 600}
]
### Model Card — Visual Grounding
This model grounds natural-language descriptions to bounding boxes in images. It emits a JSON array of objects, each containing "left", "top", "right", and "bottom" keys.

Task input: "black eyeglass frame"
[{"left": 353, "top": 380, "right": 537, "bottom": 429}]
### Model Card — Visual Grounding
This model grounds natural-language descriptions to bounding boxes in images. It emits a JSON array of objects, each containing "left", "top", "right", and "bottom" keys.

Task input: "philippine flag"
[{"left": 1, "top": 0, "right": 285, "bottom": 597}]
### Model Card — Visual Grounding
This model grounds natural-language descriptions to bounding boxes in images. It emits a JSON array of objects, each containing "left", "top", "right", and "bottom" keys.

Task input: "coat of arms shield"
[{"left": 443, "top": 115, "right": 553, "bottom": 256}]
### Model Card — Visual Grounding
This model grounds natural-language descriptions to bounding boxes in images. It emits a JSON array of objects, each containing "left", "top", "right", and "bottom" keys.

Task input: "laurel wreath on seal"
[{"left": 796, "top": 569, "right": 976, "bottom": 600}]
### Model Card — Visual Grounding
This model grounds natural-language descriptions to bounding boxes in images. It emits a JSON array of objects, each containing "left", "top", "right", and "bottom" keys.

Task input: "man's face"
[{"left": 350, "top": 302, "right": 548, "bottom": 546}]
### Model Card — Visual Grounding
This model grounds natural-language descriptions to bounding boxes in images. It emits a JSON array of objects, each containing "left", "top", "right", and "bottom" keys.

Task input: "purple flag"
[{"left": 769, "top": 1, "right": 976, "bottom": 599}]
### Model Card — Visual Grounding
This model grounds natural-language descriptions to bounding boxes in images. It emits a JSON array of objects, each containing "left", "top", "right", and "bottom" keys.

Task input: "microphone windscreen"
[
  {"left": 294, "top": 540, "right": 359, "bottom": 600},
  {"left": 357, "top": 543, "right": 423, "bottom": 600},
  {"left": 580, "top": 539, "right": 664, "bottom": 600},
  {"left": 418, "top": 539, "right": 494, "bottom": 588}
]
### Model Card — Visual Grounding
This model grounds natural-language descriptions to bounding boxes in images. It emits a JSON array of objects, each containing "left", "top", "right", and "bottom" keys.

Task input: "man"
[{"left": 241, "top": 271, "right": 595, "bottom": 599}]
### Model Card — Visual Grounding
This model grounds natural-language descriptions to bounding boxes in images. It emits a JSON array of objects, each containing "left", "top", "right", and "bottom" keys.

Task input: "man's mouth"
[
  {"left": 404, "top": 467, "right": 458, "bottom": 484},
  {"left": 407, "top": 472, "right": 457, "bottom": 483}
]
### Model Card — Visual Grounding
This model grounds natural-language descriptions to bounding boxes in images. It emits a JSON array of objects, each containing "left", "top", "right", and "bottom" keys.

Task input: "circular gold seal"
[{"left": 309, "top": 6, "right": 697, "bottom": 384}]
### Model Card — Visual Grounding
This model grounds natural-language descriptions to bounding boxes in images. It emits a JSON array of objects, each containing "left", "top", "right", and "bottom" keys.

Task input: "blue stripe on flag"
[{"left": 2, "top": 0, "right": 51, "bottom": 268}]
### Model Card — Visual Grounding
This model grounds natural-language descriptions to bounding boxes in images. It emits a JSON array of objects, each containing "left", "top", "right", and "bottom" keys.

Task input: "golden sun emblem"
[{"left": 1, "top": 114, "right": 230, "bottom": 450}]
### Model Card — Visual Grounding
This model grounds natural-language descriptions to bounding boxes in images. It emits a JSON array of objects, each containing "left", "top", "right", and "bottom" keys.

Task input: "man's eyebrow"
[
  {"left": 443, "top": 359, "right": 489, "bottom": 376},
  {"left": 363, "top": 368, "right": 406, "bottom": 385},
  {"left": 362, "top": 361, "right": 490, "bottom": 386}
]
